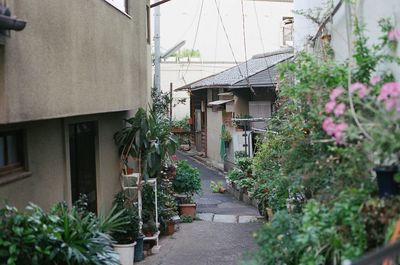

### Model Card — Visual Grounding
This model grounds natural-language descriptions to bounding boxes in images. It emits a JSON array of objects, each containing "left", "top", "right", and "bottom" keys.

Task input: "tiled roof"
[{"left": 177, "top": 48, "right": 293, "bottom": 91}]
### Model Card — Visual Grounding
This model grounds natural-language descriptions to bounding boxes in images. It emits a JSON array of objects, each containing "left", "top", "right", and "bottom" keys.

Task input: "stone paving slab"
[
  {"left": 197, "top": 213, "right": 214, "bottom": 222},
  {"left": 213, "top": 214, "right": 238, "bottom": 223},
  {"left": 238, "top": 215, "right": 261, "bottom": 223}
]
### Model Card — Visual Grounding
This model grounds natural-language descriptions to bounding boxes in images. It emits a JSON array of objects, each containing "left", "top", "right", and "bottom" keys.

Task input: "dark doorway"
[{"left": 69, "top": 122, "right": 98, "bottom": 213}]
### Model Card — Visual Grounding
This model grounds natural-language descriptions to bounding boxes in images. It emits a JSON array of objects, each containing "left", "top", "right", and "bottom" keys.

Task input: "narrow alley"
[{"left": 140, "top": 151, "right": 262, "bottom": 265}]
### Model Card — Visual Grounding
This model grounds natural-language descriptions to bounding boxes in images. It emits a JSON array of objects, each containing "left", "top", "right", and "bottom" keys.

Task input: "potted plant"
[
  {"left": 210, "top": 181, "right": 226, "bottom": 193},
  {"left": 221, "top": 130, "right": 232, "bottom": 148},
  {"left": 172, "top": 160, "right": 201, "bottom": 218},
  {"left": 142, "top": 220, "right": 158, "bottom": 237},
  {"left": 111, "top": 192, "right": 140, "bottom": 265}
]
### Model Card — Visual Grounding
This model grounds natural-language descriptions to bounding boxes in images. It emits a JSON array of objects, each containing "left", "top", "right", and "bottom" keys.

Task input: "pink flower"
[
  {"left": 384, "top": 98, "right": 398, "bottom": 111},
  {"left": 378, "top": 82, "right": 400, "bottom": 101},
  {"left": 388, "top": 28, "right": 400, "bottom": 41},
  {"left": 333, "top": 122, "right": 348, "bottom": 144},
  {"left": 350, "top": 82, "right": 369, "bottom": 98},
  {"left": 325, "top": 101, "right": 336, "bottom": 113},
  {"left": 334, "top": 103, "right": 346, "bottom": 117},
  {"left": 329, "top": 87, "right": 344, "bottom": 101},
  {"left": 370, "top": 75, "right": 381, "bottom": 86},
  {"left": 322, "top": 118, "right": 336, "bottom": 136}
]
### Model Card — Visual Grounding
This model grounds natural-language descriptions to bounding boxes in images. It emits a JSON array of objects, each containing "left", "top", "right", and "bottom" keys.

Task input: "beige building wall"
[
  {"left": 1, "top": 0, "right": 150, "bottom": 124},
  {"left": 206, "top": 108, "right": 224, "bottom": 169},
  {"left": 0, "top": 112, "right": 126, "bottom": 210},
  {"left": 161, "top": 61, "right": 236, "bottom": 120}
]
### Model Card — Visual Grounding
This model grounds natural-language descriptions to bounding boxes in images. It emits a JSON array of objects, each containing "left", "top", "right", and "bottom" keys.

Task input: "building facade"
[{"left": 0, "top": 0, "right": 151, "bottom": 211}]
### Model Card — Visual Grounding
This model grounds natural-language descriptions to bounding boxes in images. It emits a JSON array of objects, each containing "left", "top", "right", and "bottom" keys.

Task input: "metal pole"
[
  {"left": 169, "top": 83, "right": 173, "bottom": 122},
  {"left": 154, "top": 3, "right": 161, "bottom": 92}
]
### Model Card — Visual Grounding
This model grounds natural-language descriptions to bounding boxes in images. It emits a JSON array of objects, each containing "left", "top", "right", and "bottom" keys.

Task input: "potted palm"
[
  {"left": 172, "top": 160, "right": 201, "bottom": 218},
  {"left": 111, "top": 192, "right": 140, "bottom": 265}
]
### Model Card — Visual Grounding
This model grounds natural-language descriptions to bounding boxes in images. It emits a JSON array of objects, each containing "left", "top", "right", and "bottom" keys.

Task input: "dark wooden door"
[{"left": 69, "top": 122, "right": 97, "bottom": 213}]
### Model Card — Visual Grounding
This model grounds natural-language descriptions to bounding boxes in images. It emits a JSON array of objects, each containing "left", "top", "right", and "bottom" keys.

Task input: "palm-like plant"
[{"left": 114, "top": 107, "right": 178, "bottom": 179}]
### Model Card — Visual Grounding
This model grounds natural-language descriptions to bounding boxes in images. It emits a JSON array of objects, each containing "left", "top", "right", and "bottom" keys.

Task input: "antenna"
[{"left": 161, "top": 40, "right": 186, "bottom": 59}]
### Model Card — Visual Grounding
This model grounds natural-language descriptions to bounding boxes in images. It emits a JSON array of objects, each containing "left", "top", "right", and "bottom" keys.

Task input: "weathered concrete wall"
[
  {"left": 0, "top": 111, "right": 126, "bottom": 211},
  {"left": 1, "top": 0, "right": 150, "bottom": 124}
]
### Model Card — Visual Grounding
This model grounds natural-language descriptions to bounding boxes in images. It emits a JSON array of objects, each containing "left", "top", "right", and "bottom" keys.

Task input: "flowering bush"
[{"left": 322, "top": 22, "right": 400, "bottom": 167}]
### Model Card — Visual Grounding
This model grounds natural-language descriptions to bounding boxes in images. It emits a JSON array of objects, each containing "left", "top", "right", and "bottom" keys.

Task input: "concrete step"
[{"left": 197, "top": 213, "right": 264, "bottom": 224}]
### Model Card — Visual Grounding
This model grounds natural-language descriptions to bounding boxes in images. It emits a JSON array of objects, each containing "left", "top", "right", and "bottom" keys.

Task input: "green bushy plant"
[
  {"left": 227, "top": 167, "right": 245, "bottom": 183},
  {"left": 172, "top": 160, "right": 201, "bottom": 200},
  {"left": 0, "top": 201, "right": 123, "bottom": 265},
  {"left": 180, "top": 215, "right": 193, "bottom": 223},
  {"left": 111, "top": 192, "right": 140, "bottom": 244},
  {"left": 210, "top": 181, "right": 224, "bottom": 193},
  {"left": 250, "top": 211, "right": 301, "bottom": 265},
  {"left": 114, "top": 107, "right": 178, "bottom": 179},
  {"left": 247, "top": 14, "right": 400, "bottom": 265},
  {"left": 297, "top": 189, "right": 368, "bottom": 264},
  {"left": 236, "top": 157, "right": 253, "bottom": 173}
]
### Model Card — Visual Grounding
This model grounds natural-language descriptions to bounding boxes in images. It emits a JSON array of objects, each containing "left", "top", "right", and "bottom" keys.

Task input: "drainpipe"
[{"left": 0, "top": 14, "right": 26, "bottom": 31}]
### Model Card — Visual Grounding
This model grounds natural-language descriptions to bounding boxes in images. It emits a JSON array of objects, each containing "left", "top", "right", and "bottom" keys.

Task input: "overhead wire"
[
  {"left": 213, "top": 0, "right": 245, "bottom": 79},
  {"left": 213, "top": 0, "right": 222, "bottom": 73},
  {"left": 240, "top": 0, "right": 255, "bottom": 94},
  {"left": 181, "top": 0, "right": 205, "bottom": 84},
  {"left": 252, "top": 0, "right": 275, "bottom": 86}
]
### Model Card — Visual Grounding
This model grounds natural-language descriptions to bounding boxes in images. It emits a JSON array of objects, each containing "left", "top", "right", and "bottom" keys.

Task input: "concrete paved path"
[
  {"left": 177, "top": 151, "right": 260, "bottom": 218},
  {"left": 139, "top": 221, "right": 260, "bottom": 265},
  {"left": 139, "top": 151, "right": 262, "bottom": 265}
]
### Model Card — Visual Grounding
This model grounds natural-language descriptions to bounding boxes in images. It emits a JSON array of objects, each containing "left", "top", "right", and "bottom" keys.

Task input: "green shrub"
[
  {"left": 238, "top": 178, "right": 255, "bottom": 189},
  {"left": 251, "top": 211, "right": 301, "bottom": 265},
  {"left": 111, "top": 192, "right": 140, "bottom": 244},
  {"left": 227, "top": 168, "right": 245, "bottom": 183},
  {"left": 236, "top": 157, "right": 253, "bottom": 173},
  {"left": 297, "top": 189, "right": 368, "bottom": 264},
  {"left": 210, "top": 181, "right": 224, "bottom": 193},
  {"left": 172, "top": 160, "right": 201, "bottom": 199},
  {"left": 180, "top": 215, "right": 193, "bottom": 223},
  {"left": 0, "top": 202, "right": 121, "bottom": 265}
]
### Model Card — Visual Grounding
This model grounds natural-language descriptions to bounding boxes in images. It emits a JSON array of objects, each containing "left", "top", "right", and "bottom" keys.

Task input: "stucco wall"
[
  {"left": 0, "top": 111, "right": 125, "bottom": 210},
  {"left": 206, "top": 108, "right": 223, "bottom": 168},
  {"left": 1, "top": 0, "right": 150, "bottom": 124}
]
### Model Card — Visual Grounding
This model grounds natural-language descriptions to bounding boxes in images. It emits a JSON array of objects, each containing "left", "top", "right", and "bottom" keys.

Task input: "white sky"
[{"left": 153, "top": 0, "right": 293, "bottom": 62}]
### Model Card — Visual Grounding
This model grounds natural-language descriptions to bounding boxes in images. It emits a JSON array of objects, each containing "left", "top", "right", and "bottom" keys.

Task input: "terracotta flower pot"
[
  {"left": 166, "top": 222, "right": 175, "bottom": 235},
  {"left": 178, "top": 203, "right": 196, "bottom": 219}
]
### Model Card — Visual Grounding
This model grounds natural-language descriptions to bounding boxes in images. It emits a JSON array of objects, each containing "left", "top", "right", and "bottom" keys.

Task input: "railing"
[{"left": 345, "top": 240, "right": 400, "bottom": 265}]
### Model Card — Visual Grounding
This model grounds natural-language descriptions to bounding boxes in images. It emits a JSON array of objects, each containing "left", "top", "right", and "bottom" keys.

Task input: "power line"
[
  {"left": 213, "top": 0, "right": 221, "bottom": 73},
  {"left": 240, "top": 0, "right": 255, "bottom": 94},
  {"left": 213, "top": 0, "right": 244, "bottom": 78},
  {"left": 240, "top": 0, "right": 249, "bottom": 78},
  {"left": 181, "top": 0, "right": 205, "bottom": 83},
  {"left": 252, "top": 0, "right": 275, "bottom": 86}
]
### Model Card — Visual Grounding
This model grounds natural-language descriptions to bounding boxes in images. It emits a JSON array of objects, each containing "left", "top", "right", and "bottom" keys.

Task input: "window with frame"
[
  {"left": 0, "top": 130, "right": 25, "bottom": 176},
  {"left": 105, "top": 0, "right": 129, "bottom": 14}
]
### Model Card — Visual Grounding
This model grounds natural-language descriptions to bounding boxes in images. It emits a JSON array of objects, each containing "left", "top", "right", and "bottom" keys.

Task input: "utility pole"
[
  {"left": 153, "top": 3, "right": 161, "bottom": 92},
  {"left": 169, "top": 83, "right": 173, "bottom": 122}
]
